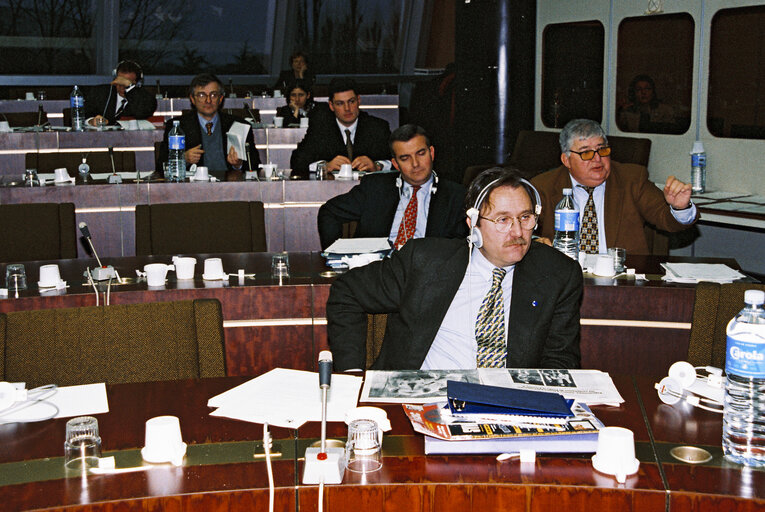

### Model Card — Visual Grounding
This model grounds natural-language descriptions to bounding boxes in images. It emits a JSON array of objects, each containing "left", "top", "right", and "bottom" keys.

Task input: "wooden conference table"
[
  {"left": 0, "top": 375, "right": 761, "bottom": 511},
  {"left": 0, "top": 253, "right": 744, "bottom": 376}
]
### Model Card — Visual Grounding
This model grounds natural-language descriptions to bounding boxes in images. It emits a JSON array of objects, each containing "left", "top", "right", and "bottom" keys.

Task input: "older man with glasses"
[
  {"left": 159, "top": 73, "right": 259, "bottom": 178},
  {"left": 531, "top": 118, "right": 697, "bottom": 255}
]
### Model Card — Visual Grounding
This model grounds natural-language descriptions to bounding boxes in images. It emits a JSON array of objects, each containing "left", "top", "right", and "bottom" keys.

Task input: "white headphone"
[
  {"left": 466, "top": 176, "right": 542, "bottom": 249},
  {"left": 0, "top": 381, "right": 27, "bottom": 412},
  {"left": 654, "top": 361, "right": 724, "bottom": 413},
  {"left": 396, "top": 170, "right": 438, "bottom": 196}
]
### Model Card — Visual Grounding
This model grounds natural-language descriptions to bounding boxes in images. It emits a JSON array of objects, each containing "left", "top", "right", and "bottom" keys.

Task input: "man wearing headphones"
[
  {"left": 317, "top": 124, "right": 467, "bottom": 250},
  {"left": 327, "top": 167, "right": 583, "bottom": 371},
  {"left": 84, "top": 60, "right": 157, "bottom": 126}
]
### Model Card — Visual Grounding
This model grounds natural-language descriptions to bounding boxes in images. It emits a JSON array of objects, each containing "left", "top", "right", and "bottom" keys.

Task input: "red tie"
[{"left": 394, "top": 186, "right": 420, "bottom": 249}]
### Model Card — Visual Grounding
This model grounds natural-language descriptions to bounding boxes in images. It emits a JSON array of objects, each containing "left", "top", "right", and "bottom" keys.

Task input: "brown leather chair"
[
  {"left": 0, "top": 299, "right": 226, "bottom": 387},
  {"left": 688, "top": 282, "right": 765, "bottom": 369},
  {"left": 366, "top": 314, "right": 387, "bottom": 369},
  {"left": 135, "top": 201, "right": 267, "bottom": 255},
  {"left": 2, "top": 111, "right": 48, "bottom": 127},
  {"left": 0, "top": 203, "right": 78, "bottom": 262},
  {"left": 26, "top": 151, "right": 137, "bottom": 176}
]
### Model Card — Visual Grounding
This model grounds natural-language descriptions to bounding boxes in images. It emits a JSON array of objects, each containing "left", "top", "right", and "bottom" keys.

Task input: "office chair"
[{"left": 0, "top": 203, "right": 78, "bottom": 263}]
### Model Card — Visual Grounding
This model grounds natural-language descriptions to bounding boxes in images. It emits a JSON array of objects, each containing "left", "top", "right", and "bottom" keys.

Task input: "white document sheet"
[
  {"left": 208, "top": 368, "right": 363, "bottom": 428},
  {"left": 226, "top": 121, "right": 251, "bottom": 160},
  {"left": 662, "top": 262, "right": 746, "bottom": 283},
  {"left": 323, "top": 237, "right": 392, "bottom": 255},
  {"left": 0, "top": 383, "right": 109, "bottom": 424}
]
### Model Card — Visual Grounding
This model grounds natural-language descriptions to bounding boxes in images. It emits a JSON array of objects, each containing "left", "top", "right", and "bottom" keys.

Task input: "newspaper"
[{"left": 361, "top": 369, "right": 623, "bottom": 406}]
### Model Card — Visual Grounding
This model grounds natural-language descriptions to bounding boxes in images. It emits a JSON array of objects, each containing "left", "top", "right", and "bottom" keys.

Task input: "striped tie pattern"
[
  {"left": 579, "top": 186, "right": 599, "bottom": 254},
  {"left": 393, "top": 185, "right": 420, "bottom": 249},
  {"left": 476, "top": 267, "right": 507, "bottom": 368},
  {"left": 345, "top": 128, "right": 353, "bottom": 161},
  {"left": 114, "top": 97, "right": 127, "bottom": 119}
]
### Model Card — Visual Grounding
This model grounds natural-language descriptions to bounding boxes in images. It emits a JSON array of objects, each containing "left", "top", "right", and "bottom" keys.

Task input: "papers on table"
[
  {"left": 226, "top": 121, "right": 251, "bottom": 160},
  {"left": 116, "top": 119, "right": 156, "bottom": 130},
  {"left": 0, "top": 383, "right": 109, "bottom": 424},
  {"left": 322, "top": 237, "right": 392, "bottom": 269},
  {"left": 661, "top": 262, "right": 746, "bottom": 283},
  {"left": 208, "top": 368, "right": 363, "bottom": 428},
  {"left": 361, "top": 369, "right": 624, "bottom": 406}
]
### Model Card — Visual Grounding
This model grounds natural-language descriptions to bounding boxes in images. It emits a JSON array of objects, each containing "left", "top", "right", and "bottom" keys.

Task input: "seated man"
[
  {"left": 158, "top": 73, "right": 259, "bottom": 178},
  {"left": 317, "top": 124, "right": 468, "bottom": 250},
  {"left": 84, "top": 60, "right": 157, "bottom": 126},
  {"left": 290, "top": 78, "right": 391, "bottom": 179},
  {"left": 531, "top": 118, "right": 697, "bottom": 254},
  {"left": 327, "top": 167, "right": 583, "bottom": 371}
]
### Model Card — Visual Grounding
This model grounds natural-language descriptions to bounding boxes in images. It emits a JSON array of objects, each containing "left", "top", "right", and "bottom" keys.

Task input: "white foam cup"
[
  {"left": 144, "top": 263, "right": 170, "bottom": 287},
  {"left": 593, "top": 254, "right": 615, "bottom": 277},
  {"left": 300, "top": 117, "right": 309, "bottom": 128},
  {"left": 0, "top": 121, "right": 10, "bottom": 133},
  {"left": 38, "top": 264, "right": 62, "bottom": 287},
  {"left": 141, "top": 415, "right": 186, "bottom": 466},
  {"left": 194, "top": 166, "right": 209, "bottom": 181},
  {"left": 25, "top": 92, "right": 35, "bottom": 100},
  {"left": 54, "top": 168, "right": 70, "bottom": 183},
  {"left": 259, "top": 163, "right": 276, "bottom": 179},
  {"left": 273, "top": 116, "right": 284, "bottom": 128},
  {"left": 339, "top": 163, "right": 353, "bottom": 178},
  {"left": 172, "top": 257, "right": 196, "bottom": 280},
  {"left": 591, "top": 426, "right": 640, "bottom": 483},
  {"left": 203, "top": 258, "right": 225, "bottom": 279}
]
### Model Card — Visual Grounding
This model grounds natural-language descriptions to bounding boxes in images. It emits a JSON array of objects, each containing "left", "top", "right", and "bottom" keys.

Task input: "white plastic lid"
[
  {"left": 744, "top": 289, "right": 765, "bottom": 306},
  {"left": 563, "top": 187, "right": 572, "bottom": 194},
  {"left": 690, "top": 141, "right": 705, "bottom": 154}
]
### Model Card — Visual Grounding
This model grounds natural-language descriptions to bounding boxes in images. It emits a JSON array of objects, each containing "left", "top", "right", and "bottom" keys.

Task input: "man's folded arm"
[{"left": 317, "top": 185, "right": 367, "bottom": 250}]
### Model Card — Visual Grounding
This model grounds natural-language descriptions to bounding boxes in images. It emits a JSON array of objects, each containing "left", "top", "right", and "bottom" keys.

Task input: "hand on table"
[
  {"left": 326, "top": 155, "right": 351, "bottom": 172},
  {"left": 352, "top": 156, "right": 377, "bottom": 172}
]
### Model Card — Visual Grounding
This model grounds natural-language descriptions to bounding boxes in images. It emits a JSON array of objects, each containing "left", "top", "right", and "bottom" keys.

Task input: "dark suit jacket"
[
  {"left": 158, "top": 110, "right": 259, "bottom": 172},
  {"left": 83, "top": 84, "right": 157, "bottom": 124},
  {"left": 273, "top": 69, "right": 316, "bottom": 92},
  {"left": 531, "top": 162, "right": 698, "bottom": 254},
  {"left": 317, "top": 171, "right": 468, "bottom": 250},
  {"left": 327, "top": 238, "right": 582, "bottom": 371},
  {"left": 290, "top": 111, "right": 391, "bottom": 178}
]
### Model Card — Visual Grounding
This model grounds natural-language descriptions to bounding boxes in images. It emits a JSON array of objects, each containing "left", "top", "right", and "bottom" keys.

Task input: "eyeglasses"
[
  {"left": 192, "top": 91, "right": 224, "bottom": 101},
  {"left": 478, "top": 213, "right": 537, "bottom": 232},
  {"left": 568, "top": 146, "right": 611, "bottom": 161}
]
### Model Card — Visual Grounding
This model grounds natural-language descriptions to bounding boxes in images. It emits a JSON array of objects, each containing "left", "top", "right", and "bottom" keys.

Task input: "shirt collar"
[
  {"left": 569, "top": 173, "right": 606, "bottom": 191},
  {"left": 197, "top": 113, "right": 220, "bottom": 132},
  {"left": 400, "top": 172, "right": 434, "bottom": 198},
  {"left": 336, "top": 118, "right": 359, "bottom": 138},
  {"left": 470, "top": 244, "right": 516, "bottom": 280}
]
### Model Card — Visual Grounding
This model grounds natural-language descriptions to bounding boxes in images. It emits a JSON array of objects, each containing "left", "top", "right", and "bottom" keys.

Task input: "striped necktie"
[
  {"left": 345, "top": 129, "right": 353, "bottom": 161},
  {"left": 476, "top": 267, "right": 507, "bottom": 368},
  {"left": 579, "top": 186, "right": 599, "bottom": 254},
  {"left": 115, "top": 97, "right": 127, "bottom": 119},
  {"left": 393, "top": 186, "right": 420, "bottom": 249}
]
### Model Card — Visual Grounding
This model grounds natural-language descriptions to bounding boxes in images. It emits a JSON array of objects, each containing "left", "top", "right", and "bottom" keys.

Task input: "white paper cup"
[
  {"left": 203, "top": 258, "right": 225, "bottom": 280},
  {"left": 260, "top": 163, "right": 276, "bottom": 179},
  {"left": 38, "top": 264, "right": 62, "bottom": 287},
  {"left": 194, "top": 166, "right": 209, "bottom": 181},
  {"left": 273, "top": 90, "right": 283, "bottom": 98},
  {"left": 339, "top": 163, "right": 353, "bottom": 178},
  {"left": 0, "top": 121, "right": 11, "bottom": 133},
  {"left": 54, "top": 168, "right": 70, "bottom": 183},
  {"left": 141, "top": 415, "right": 186, "bottom": 466},
  {"left": 591, "top": 426, "right": 640, "bottom": 483},
  {"left": 593, "top": 254, "right": 615, "bottom": 277},
  {"left": 300, "top": 117, "right": 309, "bottom": 128},
  {"left": 144, "top": 263, "right": 169, "bottom": 287},
  {"left": 273, "top": 116, "right": 284, "bottom": 128},
  {"left": 25, "top": 92, "right": 35, "bottom": 100},
  {"left": 172, "top": 257, "right": 196, "bottom": 280}
]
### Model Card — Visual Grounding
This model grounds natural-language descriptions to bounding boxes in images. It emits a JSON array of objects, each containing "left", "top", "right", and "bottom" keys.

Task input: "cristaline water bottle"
[
  {"left": 553, "top": 188, "right": 579, "bottom": 260},
  {"left": 722, "top": 289, "right": 765, "bottom": 467},
  {"left": 167, "top": 120, "right": 186, "bottom": 182},
  {"left": 70, "top": 85, "right": 85, "bottom": 132}
]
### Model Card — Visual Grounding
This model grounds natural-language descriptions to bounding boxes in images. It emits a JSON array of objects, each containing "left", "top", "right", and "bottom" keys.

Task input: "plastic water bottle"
[
  {"left": 70, "top": 85, "right": 85, "bottom": 131},
  {"left": 167, "top": 120, "right": 186, "bottom": 182},
  {"left": 722, "top": 289, "right": 765, "bottom": 467},
  {"left": 553, "top": 188, "right": 580, "bottom": 260},
  {"left": 690, "top": 141, "right": 706, "bottom": 193}
]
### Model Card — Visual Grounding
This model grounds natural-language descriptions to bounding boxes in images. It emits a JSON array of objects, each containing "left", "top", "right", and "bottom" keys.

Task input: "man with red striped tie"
[{"left": 317, "top": 124, "right": 467, "bottom": 251}]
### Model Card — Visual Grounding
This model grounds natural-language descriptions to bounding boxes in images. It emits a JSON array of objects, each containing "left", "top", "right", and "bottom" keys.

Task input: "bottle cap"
[
  {"left": 690, "top": 141, "right": 705, "bottom": 154},
  {"left": 744, "top": 289, "right": 765, "bottom": 306}
]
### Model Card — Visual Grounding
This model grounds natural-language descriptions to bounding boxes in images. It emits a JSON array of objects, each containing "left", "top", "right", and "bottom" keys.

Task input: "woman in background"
[
  {"left": 275, "top": 81, "right": 314, "bottom": 126},
  {"left": 273, "top": 52, "right": 316, "bottom": 93},
  {"left": 618, "top": 74, "right": 677, "bottom": 133}
]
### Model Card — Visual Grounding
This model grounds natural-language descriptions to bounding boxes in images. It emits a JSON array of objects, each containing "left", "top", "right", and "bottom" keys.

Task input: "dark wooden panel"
[
  {"left": 582, "top": 284, "right": 695, "bottom": 322},
  {"left": 581, "top": 326, "right": 691, "bottom": 375},
  {"left": 225, "top": 325, "right": 315, "bottom": 375}
]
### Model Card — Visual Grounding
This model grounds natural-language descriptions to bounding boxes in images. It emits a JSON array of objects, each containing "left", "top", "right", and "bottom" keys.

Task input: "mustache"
[{"left": 503, "top": 238, "right": 527, "bottom": 247}]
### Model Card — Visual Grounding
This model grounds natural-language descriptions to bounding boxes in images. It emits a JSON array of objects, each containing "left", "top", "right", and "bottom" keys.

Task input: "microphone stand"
[{"left": 107, "top": 146, "right": 122, "bottom": 183}]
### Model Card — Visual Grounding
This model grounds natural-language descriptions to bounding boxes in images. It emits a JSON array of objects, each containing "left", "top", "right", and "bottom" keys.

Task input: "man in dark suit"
[
  {"left": 317, "top": 124, "right": 467, "bottom": 250},
  {"left": 327, "top": 167, "right": 582, "bottom": 371},
  {"left": 84, "top": 60, "right": 157, "bottom": 126},
  {"left": 158, "top": 73, "right": 259, "bottom": 177},
  {"left": 531, "top": 119, "right": 697, "bottom": 254},
  {"left": 290, "top": 78, "right": 391, "bottom": 179}
]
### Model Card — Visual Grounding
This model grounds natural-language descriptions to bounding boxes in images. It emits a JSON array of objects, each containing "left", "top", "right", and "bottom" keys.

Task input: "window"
[
  {"left": 708, "top": 6, "right": 765, "bottom": 139},
  {"left": 615, "top": 13, "right": 693, "bottom": 135},
  {"left": 541, "top": 21, "right": 605, "bottom": 128}
]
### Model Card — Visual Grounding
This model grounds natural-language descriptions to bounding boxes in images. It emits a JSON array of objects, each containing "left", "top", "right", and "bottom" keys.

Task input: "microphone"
[
  {"left": 106, "top": 146, "right": 122, "bottom": 183},
  {"left": 245, "top": 143, "right": 259, "bottom": 181},
  {"left": 319, "top": 350, "right": 332, "bottom": 389},
  {"left": 79, "top": 222, "right": 117, "bottom": 281}
]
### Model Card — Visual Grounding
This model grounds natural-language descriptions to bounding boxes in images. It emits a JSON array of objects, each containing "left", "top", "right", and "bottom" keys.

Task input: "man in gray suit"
[{"left": 327, "top": 167, "right": 582, "bottom": 371}]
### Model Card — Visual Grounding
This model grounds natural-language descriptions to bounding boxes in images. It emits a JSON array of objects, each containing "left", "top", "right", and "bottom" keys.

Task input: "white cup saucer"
[
  {"left": 202, "top": 272, "right": 228, "bottom": 281},
  {"left": 37, "top": 279, "right": 66, "bottom": 290},
  {"left": 141, "top": 442, "right": 187, "bottom": 466}
]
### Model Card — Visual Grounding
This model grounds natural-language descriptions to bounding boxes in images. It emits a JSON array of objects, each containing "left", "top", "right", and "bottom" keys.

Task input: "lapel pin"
[{"left": 532, "top": 300, "right": 538, "bottom": 307}]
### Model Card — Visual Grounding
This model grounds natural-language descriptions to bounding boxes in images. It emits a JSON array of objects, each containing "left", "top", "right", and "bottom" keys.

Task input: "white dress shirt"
[
  {"left": 421, "top": 247, "right": 516, "bottom": 369},
  {"left": 388, "top": 173, "right": 434, "bottom": 243}
]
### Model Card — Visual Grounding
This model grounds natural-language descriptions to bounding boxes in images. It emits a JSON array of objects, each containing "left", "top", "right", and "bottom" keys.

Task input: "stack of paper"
[
  {"left": 322, "top": 237, "right": 392, "bottom": 269},
  {"left": 661, "top": 263, "right": 746, "bottom": 283},
  {"left": 208, "top": 368, "right": 362, "bottom": 428},
  {"left": 226, "top": 121, "right": 252, "bottom": 161}
]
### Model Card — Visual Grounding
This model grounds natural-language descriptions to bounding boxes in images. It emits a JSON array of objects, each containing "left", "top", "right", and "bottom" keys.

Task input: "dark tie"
[
  {"left": 476, "top": 268, "right": 507, "bottom": 368},
  {"left": 115, "top": 98, "right": 127, "bottom": 118},
  {"left": 345, "top": 128, "right": 353, "bottom": 161},
  {"left": 393, "top": 186, "right": 421, "bottom": 249},
  {"left": 206, "top": 122, "right": 213, "bottom": 136},
  {"left": 579, "top": 186, "right": 599, "bottom": 253}
]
